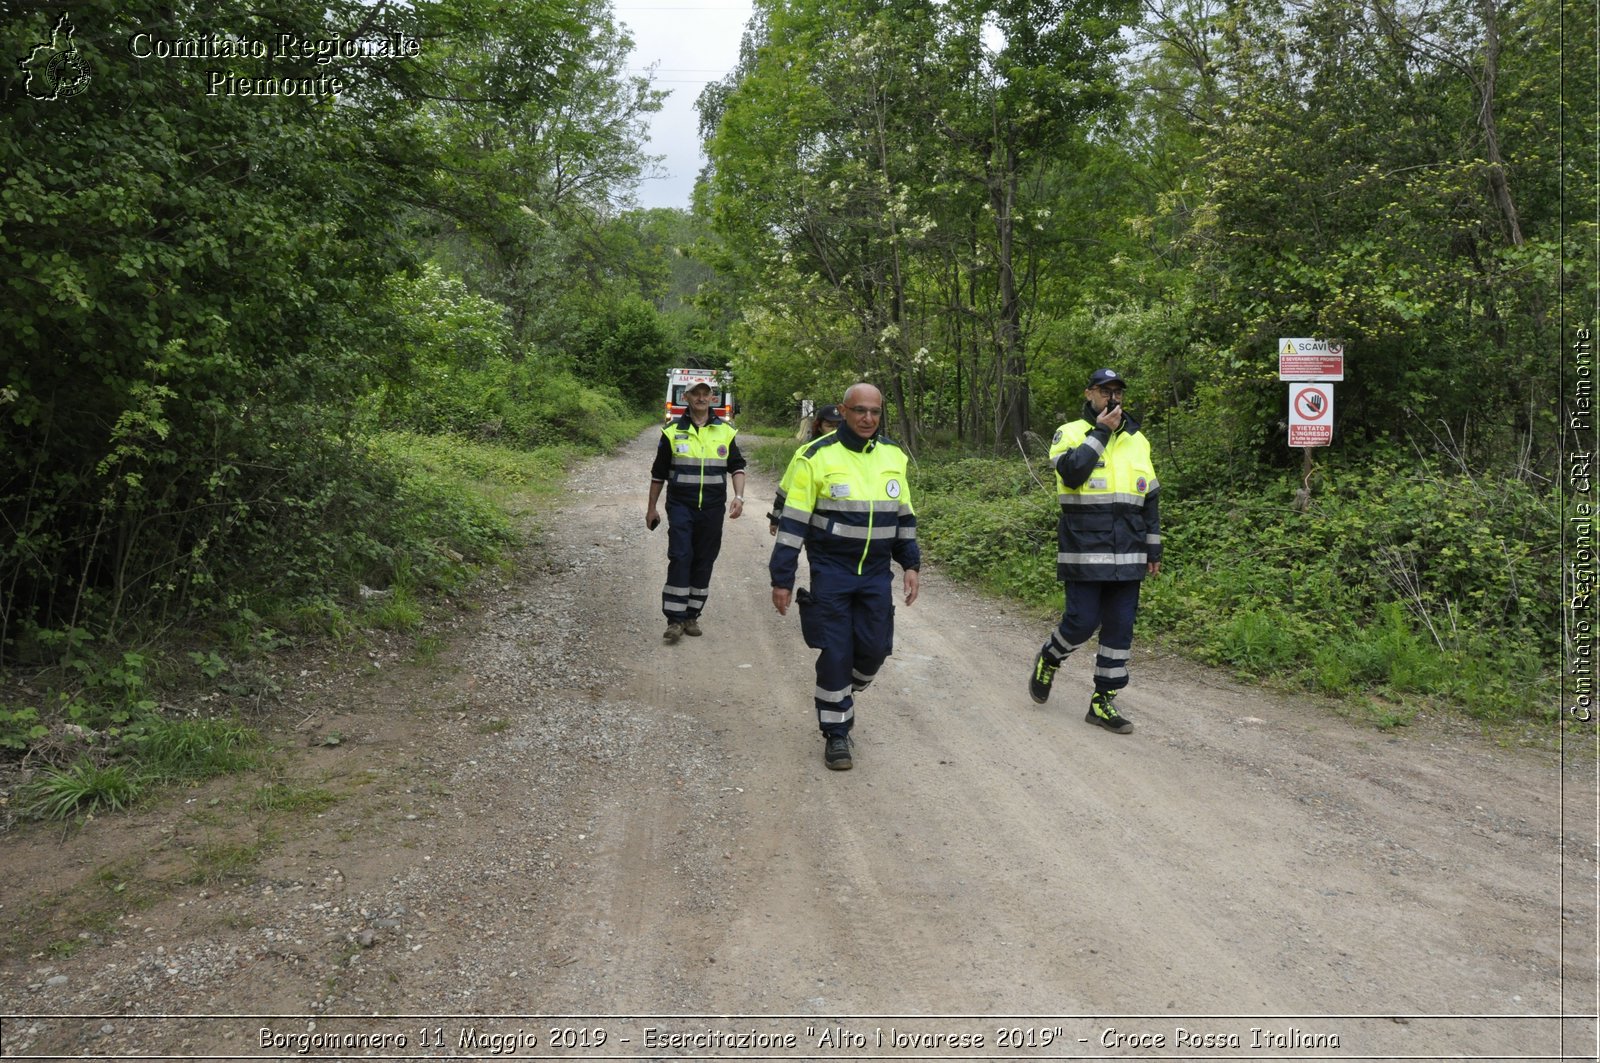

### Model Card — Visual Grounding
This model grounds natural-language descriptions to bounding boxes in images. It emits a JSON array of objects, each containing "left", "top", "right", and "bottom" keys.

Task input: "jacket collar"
[
  {"left": 836, "top": 420, "right": 877, "bottom": 453},
  {"left": 674, "top": 412, "right": 724, "bottom": 431}
]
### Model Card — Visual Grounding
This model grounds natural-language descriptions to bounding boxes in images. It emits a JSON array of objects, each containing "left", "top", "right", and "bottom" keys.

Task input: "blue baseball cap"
[{"left": 1087, "top": 368, "right": 1126, "bottom": 388}]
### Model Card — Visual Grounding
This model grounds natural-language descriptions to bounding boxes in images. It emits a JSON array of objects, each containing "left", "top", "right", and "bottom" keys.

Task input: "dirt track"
[{"left": 1, "top": 427, "right": 1596, "bottom": 1061}]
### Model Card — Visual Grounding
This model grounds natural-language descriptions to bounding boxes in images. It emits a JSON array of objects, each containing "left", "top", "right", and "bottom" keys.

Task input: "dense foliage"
[
  {"left": 1, "top": 0, "right": 685, "bottom": 666},
  {"left": 701, "top": 0, "right": 1586, "bottom": 470}
]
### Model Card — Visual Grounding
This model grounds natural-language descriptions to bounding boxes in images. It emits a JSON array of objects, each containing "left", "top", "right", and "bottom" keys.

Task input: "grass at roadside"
[
  {"left": 0, "top": 768, "right": 354, "bottom": 960},
  {"left": 1, "top": 425, "right": 657, "bottom": 822},
  {"left": 759, "top": 441, "right": 1558, "bottom": 732}
]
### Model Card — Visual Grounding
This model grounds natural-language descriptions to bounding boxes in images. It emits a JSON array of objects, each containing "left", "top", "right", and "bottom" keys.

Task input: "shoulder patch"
[
  {"left": 1051, "top": 427, "right": 1063, "bottom": 445},
  {"left": 803, "top": 435, "right": 841, "bottom": 459}
]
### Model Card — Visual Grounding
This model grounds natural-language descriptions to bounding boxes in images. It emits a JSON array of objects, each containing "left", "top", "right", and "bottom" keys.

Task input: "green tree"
[{"left": 0, "top": 0, "right": 657, "bottom": 654}]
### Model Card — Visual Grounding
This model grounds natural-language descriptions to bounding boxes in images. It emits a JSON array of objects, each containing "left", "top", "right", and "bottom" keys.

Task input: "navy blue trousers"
[
  {"left": 800, "top": 563, "right": 894, "bottom": 738},
  {"left": 661, "top": 497, "right": 724, "bottom": 622},
  {"left": 1040, "top": 580, "right": 1141, "bottom": 693}
]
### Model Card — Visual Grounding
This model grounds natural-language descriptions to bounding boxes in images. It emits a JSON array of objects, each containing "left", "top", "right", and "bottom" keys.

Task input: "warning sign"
[
  {"left": 1288, "top": 382, "right": 1333, "bottom": 447},
  {"left": 1279, "top": 337, "right": 1344, "bottom": 380}
]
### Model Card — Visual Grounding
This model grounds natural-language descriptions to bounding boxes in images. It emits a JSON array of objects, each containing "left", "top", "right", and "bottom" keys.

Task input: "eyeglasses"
[
  {"left": 1095, "top": 387, "right": 1126, "bottom": 398},
  {"left": 844, "top": 405, "right": 883, "bottom": 417}
]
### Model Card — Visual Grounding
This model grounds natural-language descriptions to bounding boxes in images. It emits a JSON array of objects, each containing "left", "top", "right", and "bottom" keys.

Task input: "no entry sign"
[{"left": 1288, "top": 382, "right": 1333, "bottom": 447}]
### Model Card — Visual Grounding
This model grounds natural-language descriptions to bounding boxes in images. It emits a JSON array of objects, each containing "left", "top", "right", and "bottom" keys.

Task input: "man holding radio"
[{"left": 1028, "top": 368, "right": 1162, "bottom": 733}]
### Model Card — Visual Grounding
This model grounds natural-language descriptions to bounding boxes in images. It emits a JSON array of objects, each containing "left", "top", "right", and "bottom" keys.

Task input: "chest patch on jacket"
[
  {"left": 830, "top": 483, "right": 852, "bottom": 498},
  {"left": 886, "top": 479, "right": 901, "bottom": 499},
  {"left": 1089, "top": 477, "right": 1108, "bottom": 490}
]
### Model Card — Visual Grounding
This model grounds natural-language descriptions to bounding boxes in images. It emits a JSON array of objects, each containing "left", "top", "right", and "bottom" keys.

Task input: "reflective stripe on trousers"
[
  {"left": 1040, "top": 579, "right": 1142, "bottom": 693},
  {"left": 806, "top": 562, "right": 895, "bottom": 737},
  {"left": 661, "top": 497, "right": 723, "bottom": 621}
]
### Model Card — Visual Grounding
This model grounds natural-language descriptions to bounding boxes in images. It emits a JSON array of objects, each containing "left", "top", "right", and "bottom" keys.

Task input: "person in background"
[
  {"left": 769, "top": 384, "right": 919, "bottom": 770},
  {"left": 646, "top": 380, "right": 746, "bottom": 643},
  {"left": 768, "top": 404, "right": 842, "bottom": 535},
  {"left": 1028, "top": 368, "right": 1162, "bottom": 734}
]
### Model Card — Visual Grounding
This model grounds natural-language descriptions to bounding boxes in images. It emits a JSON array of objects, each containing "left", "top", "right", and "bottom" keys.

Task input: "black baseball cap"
[
  {"left": 816, "top": 404, "right": 842, "bottom": 423},
  {"left": 1087, "top": 368, "right": 1126, "bottom": 388}
]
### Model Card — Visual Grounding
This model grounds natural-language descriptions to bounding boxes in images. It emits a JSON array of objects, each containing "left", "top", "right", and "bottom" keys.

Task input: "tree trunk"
[
  {"left": 990, "top": 146, "right": 1030, "bottom": 452},
  {"left": 1478, "top": 0, "right": 1524, "bottom": 247}
]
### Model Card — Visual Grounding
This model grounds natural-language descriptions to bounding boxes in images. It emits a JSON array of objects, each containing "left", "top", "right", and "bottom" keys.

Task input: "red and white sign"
[
  {"left": 1288, "top": 382, "right": 1334, "bottom": 447},
  {"left": 1279, "top": 337, "right": 1344, "bottom": 381}
]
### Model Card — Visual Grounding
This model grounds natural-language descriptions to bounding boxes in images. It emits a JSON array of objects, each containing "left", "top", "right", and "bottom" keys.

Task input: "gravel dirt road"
[{"left": 2, "top": 428, "right": 1596, "bottom": 1061}]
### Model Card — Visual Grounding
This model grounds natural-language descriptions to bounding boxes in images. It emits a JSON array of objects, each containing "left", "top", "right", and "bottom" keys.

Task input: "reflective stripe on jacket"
[
  {"left": 769, "top": 429, "right": 919, "bottom": 588},
  {"left": 1050, "top": 405, "right": 1162, "bottom": 582}
]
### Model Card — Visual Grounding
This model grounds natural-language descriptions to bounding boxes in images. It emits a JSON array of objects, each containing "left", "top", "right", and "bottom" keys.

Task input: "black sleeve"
[
  {"left": 1054, "top": 426, "right": 1110, "bottom": 489},
  {"left": 650, "top": 432, "right": 672, "bottom": 481}
]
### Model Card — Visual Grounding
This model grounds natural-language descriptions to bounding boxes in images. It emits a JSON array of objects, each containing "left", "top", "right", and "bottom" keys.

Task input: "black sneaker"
[
  {"left": 1029, "top": 651, "right": 1058, "bottom": 704},
  {"left": 824, "top": 735, "right": 853, "bottom": 770},
  {"left": 1085, "top": 690, "right": 1134, "bottom": 734}
]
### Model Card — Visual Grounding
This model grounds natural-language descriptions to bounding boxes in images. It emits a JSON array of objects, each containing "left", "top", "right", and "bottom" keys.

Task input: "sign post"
[{"left": 1279, "top": 338, "right": 1345, "bottom": 511}]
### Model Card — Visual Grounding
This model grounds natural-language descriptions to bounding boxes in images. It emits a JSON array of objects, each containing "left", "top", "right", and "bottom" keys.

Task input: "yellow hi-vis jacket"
[
  {"left": 769, "top": 428, "right": 920, "bottom": 587},
  {"left": 1049, "top": 405, "right": 1162, "bottom": 582},
  {"left": 651, "top": 415, "right": 746, "bottom": 508}
]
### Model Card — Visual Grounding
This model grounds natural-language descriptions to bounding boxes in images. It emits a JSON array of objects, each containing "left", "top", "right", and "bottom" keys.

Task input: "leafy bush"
[{"left": 373, "top": 265, "right": 637, "bottom": 450}]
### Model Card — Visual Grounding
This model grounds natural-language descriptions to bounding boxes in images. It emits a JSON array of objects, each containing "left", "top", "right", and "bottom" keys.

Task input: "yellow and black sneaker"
[
  {"left": 1029, "top": 651, "right": 1059, "bottom": 704},
  {"left": 1085, "top": 690, "right": 1133, "bottom": 734}
]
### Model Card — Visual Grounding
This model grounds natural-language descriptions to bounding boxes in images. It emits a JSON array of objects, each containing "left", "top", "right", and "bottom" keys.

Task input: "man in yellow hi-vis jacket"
[
  {"left": 1029, "top": 368, "right": 1162, "bottom": 734},
  {"left": 647, "top": 380, "right": 746, "bottom": 643},
  {"left": 770, "top": 384, "right": 920, "bottom": 770}
]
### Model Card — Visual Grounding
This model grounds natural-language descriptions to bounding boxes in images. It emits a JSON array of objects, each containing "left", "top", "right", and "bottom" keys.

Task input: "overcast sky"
[{"left": 617, "top": 2, "right": 756, "bottom": 212}]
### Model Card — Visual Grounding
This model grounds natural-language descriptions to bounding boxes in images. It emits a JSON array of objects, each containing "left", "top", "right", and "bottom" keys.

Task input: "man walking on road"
[
  {"left": 1029, "top": 368, "right": 1162, "bottom": 734},
  {"left": 648, "top": 379, "right": 747, "bottom": 643},
  {"left": 770, "top": 383, "right": 920, "bottom": 770}
]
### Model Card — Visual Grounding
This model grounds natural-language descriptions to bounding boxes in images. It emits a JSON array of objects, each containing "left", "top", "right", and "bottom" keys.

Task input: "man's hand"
[
  {"left": 903, "top": 568, "right": 920, "bottom": 606},
  {"left": 1096, "top": 403, "right": 1124, "bottom": 432},
  {"left": 772, "top": 587, "right": 792, "bottom": 615},
  {"left": 1148, "top": 560, "right": 1161, "bottom": 576},
  {"left": 728, "top": 498, "right": 744, "bottom": 520},
  {"left": 646, "top": 506, "right": 660, "bottom": 530}
]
